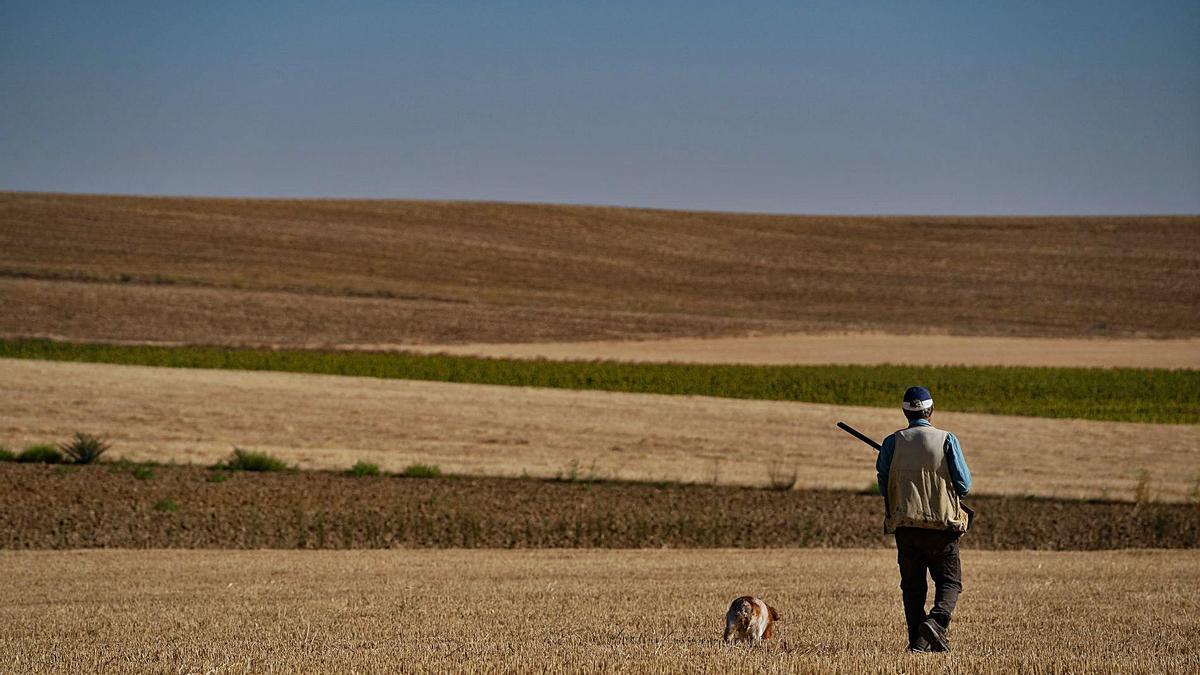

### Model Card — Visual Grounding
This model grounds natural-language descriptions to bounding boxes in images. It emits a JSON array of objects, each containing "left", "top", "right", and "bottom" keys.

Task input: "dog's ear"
[{"left": 768, "top": 605, "right": 781, "bottom": 621}]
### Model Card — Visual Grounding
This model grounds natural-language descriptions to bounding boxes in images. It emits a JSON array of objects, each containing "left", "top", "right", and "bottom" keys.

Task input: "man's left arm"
[
  {"left": 876, "top": 434, "right": 896, "bottom": 497},
  {"left": 945, "top": 433, "right": 972, "bottom": 496}
]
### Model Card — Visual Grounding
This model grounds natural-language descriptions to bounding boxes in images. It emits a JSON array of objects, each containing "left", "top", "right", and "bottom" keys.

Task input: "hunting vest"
[{"left": 885, "top": 424, "right": 969, "bottom": 534}]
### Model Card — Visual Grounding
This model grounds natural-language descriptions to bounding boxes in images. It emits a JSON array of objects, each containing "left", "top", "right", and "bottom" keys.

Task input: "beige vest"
[{"left": 885, "top": 424, "right": 969, "bottom": 534}]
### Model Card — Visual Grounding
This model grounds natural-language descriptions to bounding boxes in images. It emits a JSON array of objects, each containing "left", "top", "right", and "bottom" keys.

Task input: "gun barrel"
[{"left": 836, "top": 421, "right": 883, "bottom": 452}]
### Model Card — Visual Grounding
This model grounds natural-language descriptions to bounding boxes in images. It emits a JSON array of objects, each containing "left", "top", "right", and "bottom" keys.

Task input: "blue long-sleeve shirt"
[{"left": 875, "top": 418, "right": 972, "bottom": 497}]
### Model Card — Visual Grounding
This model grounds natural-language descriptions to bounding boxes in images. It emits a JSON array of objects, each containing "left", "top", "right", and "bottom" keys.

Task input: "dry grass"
[
  {"left": 406, "top": 333, "right": 1200, "bottom": 369},
  {"left": 3, "top": 192, "right": 1199, "bottom": 346},
  {"left": 0, "top": 549, "right": 1196, "bottom": 673},
  {"left": 4, "top": 358, "right": 1198, "bottom": 502}
]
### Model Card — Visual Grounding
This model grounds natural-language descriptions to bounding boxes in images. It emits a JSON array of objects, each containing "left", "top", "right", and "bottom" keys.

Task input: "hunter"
[{"left": 875, "top": 386, "right": 973, "bottom": 653}]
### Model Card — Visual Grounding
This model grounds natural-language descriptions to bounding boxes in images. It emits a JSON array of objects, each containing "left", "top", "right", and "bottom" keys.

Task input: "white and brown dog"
[{"left": 723, "top": 596, "right": 781, "bottom": 643}]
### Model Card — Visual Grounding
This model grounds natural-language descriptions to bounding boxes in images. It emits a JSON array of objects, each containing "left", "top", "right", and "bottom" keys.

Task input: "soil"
[
  {"left": 4, "top": 193, "right": 1198, "bottom": 346},
  {"left": 1, "top": 463, "right": 1195, "bottom": 550}
]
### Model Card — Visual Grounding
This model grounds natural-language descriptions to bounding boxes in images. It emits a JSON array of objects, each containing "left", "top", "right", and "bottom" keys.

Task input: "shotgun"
[{"left": 836, "top": 421, "right": 974, "bottom": 531}]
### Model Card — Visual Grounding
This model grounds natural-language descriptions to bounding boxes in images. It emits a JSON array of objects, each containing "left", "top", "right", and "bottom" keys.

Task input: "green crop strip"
[{"left": 2, "top": 339, "right": 1196, "bottom": 424}]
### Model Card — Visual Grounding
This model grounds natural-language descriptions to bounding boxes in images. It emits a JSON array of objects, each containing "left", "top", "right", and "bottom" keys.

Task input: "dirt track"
[
  {"left": 403, "top": 333, "right": 1200, "bottom": 368},
  {"left": 5, "top": 358, "right": 1198, "bottom": 501},
  {"left": 2, "top": 549, "right": 1197, "bottom": 673},
  {"left": 4, "top": 193, "right": 1199, "bottom": 346}
]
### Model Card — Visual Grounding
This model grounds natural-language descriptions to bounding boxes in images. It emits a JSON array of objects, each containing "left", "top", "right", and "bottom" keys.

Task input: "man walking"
[{"left": 876, "top": 386, "right": 972, "bottom": 653}]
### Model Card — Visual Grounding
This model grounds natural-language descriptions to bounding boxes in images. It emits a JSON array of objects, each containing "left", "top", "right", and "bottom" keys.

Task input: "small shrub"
[
  {"left": 0, "top": 447, "right": 14, "bottom": 461},
  {"left": 153, "top": 498, "right": 179, "bottom": 512},
  {"left": 794, "top": 519, "right": 815, "bottom": 545},
  {"left": 1134, "top": 470, "right": 1152, "bottom": 505},
  {"left": 347, "top": 461, "right": 380, "bottom": 477},
  {"left": 766, "top": 463, "right": 797, "bottom": 491},
  {"left": 553, "top": 459, "right": 602, "bottom": 483},
  {"left": 555, "top": 459, "right": 581, "bottom": 482},
  {"left": 215, "top": 448, "right": 289, "bottom": 472},
  {"left": 206, "top": 471, "right": 229, "bottom": 483},
  {"left": 58, "top": 432, "right": 111, "bottom": 464},
  {"left": 17, "top": 444, "right": 64, "bottom": 464},
  {"left": 402, "top": 463, "right": 442, "bottom": 478},
  {"left": 1152, "top": 513, "right": 1170, "bottom": 539},
  {"left": 132, "top": 466, "right": 155, "bottom": 480}
]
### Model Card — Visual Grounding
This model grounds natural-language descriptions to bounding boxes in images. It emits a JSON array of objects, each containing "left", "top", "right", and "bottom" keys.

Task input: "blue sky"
[{"left": 1, "top": 1, "right": 1197, "bottom": 214}]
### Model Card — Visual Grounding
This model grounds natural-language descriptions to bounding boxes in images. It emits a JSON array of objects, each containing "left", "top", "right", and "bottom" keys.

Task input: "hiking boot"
[
  {"left": 907, "top": 635, "right": 932, "bottom": 653},
  {"left": 919, "top": 619, "right": 950, "bottom": 653}
]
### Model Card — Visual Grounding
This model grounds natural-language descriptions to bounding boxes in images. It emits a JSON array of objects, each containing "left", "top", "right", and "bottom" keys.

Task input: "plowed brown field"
[
  {"left": 2, "top": 463, "right": 1196, "bottom": 550},
  {"left": 5, "top": 359, "right": 1198, "bottom": 502},
  {"left": 2, "top": 549, "right": 1197, "bottom": 673},
  {"left": 4, "top": 193, "right": 1198, "bottom": 347}
]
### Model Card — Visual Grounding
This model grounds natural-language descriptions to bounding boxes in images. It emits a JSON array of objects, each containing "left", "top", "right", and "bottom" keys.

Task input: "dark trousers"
[{"left": 894, "top": 527, "right": 963, "bottom": 645}]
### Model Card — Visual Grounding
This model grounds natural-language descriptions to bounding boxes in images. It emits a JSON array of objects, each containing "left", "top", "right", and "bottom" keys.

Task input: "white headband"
[{"left": 902, "top": 398, "right": 933, "bottom": 411}]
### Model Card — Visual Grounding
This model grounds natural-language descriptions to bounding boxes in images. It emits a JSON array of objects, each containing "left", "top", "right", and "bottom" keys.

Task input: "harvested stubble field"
[
  {"left": 408, "top": 332, "right": 1200, "bottom": 369},
  {"left": 5, "top": 358, "right": 1199, "bottom": 502},
  {"left": 2, "top": 549, "right": 1197, "bottom": 674},
  {"left": 3, "top": 193, "right": 1199, "bottom": 347},
  {"left": 3, "top": 463, "right": 1196, "bottom": 550}
]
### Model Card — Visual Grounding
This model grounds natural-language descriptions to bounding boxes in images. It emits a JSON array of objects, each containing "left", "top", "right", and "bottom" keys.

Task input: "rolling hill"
[{"left": 3, "top": 192, "right": 1198, "bottom": 347}]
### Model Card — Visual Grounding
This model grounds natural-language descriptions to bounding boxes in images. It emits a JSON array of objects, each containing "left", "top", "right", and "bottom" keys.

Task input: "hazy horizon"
[
  {"left": 3, "top": 1, "right": 1198, "bottom": 215},
  {"left": 6, "top": 189, "right": 1200, "bottom": 218}
]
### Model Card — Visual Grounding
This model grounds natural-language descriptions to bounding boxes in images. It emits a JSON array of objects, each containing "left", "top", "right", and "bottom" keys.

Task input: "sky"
[{"left": 1, "top": 1, "right": 1198, "bottom": 214}]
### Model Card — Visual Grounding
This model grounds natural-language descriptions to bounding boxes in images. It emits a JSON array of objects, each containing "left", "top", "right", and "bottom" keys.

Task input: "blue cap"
[{"left": 902, "top": 386, "right": 933, "bottom": 412}]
